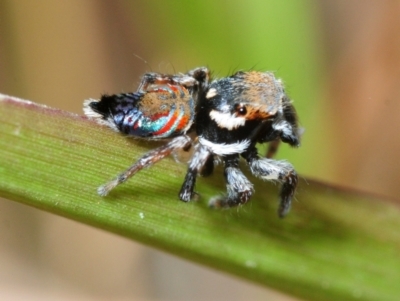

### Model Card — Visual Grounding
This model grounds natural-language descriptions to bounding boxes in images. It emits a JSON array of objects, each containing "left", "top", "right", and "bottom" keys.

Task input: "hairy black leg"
[
  {"left": 272, "top": 119, "right": 300, "bottom": 147},
  {"left": 282, "top": 96, "right": 299, "bottom": 130},
  {"left": 209, "top": 155, "right": 253, "bottom": 208},
  {"left": 179, "top": 168, "right": 198, "bottom": 202},
  {"left": 179, "top": 145, "right": 211, "bottom": 202},
  {"left": 278, "top": 170, "right": 298, "bottom": 217},
  {"left": 187, "top": 67, "right": 210, "bottom": 89},
  {"left": 278, "top": 96, "right": 301, "bottom": 147},
  {"left": 243, "top": 146, "right": 297, "bottom": 217},
  {"left": 98, "top": 135, "right": 192, "bottom": 196}
]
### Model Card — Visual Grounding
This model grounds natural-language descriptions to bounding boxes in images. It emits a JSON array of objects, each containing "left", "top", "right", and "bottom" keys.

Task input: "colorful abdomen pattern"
[{"left": 93, "top": 83, "right": 195, "bottom": 139}]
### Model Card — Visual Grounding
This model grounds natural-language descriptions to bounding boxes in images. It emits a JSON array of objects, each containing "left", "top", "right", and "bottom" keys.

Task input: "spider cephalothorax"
[{"left": 84, "top": 67, "right": 300, "bottom": 217}]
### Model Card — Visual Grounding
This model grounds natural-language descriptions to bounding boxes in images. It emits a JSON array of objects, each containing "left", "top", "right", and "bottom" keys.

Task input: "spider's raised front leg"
[
  {"left": 275, "top": 97, "right": 301, "bottom": 147},
  {"left": 242, "top": 146, "right": 297, "bottom": 218},
  {"left": 98, "top": 135, "right": 192, "bottom": 196},
  {"left": 208, "top": 154, "right": 254, "bottom": 208}
]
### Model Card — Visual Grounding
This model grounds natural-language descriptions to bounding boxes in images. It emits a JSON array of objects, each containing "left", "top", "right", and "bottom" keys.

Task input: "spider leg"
[
  {"left": 277, "top": 96, "right": 301, "bottom": 147},
  {"left": 263, "top": 103, "right": 300, "bottom": 157},
  {"left": 179, "top": 145, "right": 211, "bottom": 201},
  {"left": 243, "top": 146, "right": 297, "bottom": 218},
  {"left": 186, "top": 67, "right": 210, "bottom": 89},
  {"left": 271, "top": 119, "right": 299, "bottom": 147},
  {"left": 137, "top": 73, "right": 157, "bottom": 92},
  {"left": 98, "top": 135, "right": 192, "bottom": 196},
  {"left": 209, "top": 155, "right": 253, "bottom": 208}
]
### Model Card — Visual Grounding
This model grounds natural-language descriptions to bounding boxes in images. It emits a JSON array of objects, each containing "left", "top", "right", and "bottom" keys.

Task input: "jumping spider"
[{"left": 84, "top": 67, "right": 300, "bottom": 217}]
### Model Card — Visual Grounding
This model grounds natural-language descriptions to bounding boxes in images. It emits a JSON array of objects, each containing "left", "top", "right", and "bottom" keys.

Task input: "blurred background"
[{"left": 0, "top": 1, "right": 399, "bottom": 300}]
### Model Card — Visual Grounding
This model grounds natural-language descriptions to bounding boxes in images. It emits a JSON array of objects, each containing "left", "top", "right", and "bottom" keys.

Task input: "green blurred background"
[{"left": 0, "top": 1, "right": 399, "bottom": 300}]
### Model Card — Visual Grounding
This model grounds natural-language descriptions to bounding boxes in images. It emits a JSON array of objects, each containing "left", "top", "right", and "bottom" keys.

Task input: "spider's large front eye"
[{"left": 235, "top": 104, "right": 247, "bottom": 116}]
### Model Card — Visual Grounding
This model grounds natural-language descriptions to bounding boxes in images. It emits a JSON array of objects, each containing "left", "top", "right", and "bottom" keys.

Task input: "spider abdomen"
[{"left": 84, "top": 83, "right": 195, "bottom": 139}]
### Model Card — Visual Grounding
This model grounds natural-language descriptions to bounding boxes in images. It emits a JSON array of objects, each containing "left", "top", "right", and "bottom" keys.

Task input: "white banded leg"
[{"left": 98, "top": 135, "right": 192, "bottom": 196}]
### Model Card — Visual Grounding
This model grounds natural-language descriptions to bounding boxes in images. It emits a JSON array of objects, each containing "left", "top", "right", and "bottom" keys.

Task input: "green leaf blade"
[{"left": 1, "top": 94, "right": 400, "bottom": 301}]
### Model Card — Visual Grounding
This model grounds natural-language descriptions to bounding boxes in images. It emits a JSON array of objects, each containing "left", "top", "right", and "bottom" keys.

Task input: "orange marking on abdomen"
[
  {"left": 176, "top": 115, "right": 189, "bottom": 131},
  {"left": 153, "top": 110, "right": 179, "bottom": 136}
]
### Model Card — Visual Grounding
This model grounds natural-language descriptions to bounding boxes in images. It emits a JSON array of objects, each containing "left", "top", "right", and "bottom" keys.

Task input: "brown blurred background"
[{"left": 0, "top": 1, "right": 399, "bottom": 300}]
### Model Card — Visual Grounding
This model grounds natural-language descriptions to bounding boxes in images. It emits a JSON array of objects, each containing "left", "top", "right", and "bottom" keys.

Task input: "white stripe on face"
[{"left": 209, "top": 110, "right": 246, "bottom": 130}]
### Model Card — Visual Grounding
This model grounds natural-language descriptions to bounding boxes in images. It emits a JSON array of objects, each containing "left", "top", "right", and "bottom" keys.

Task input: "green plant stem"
[{"left": 1, "top": 94, "right": 399, "bottom": 301}]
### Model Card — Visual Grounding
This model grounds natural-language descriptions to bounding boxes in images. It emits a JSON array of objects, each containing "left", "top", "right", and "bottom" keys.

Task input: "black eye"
[{"left": 236, "top": 105, "right": 247, "bottom": 115}]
